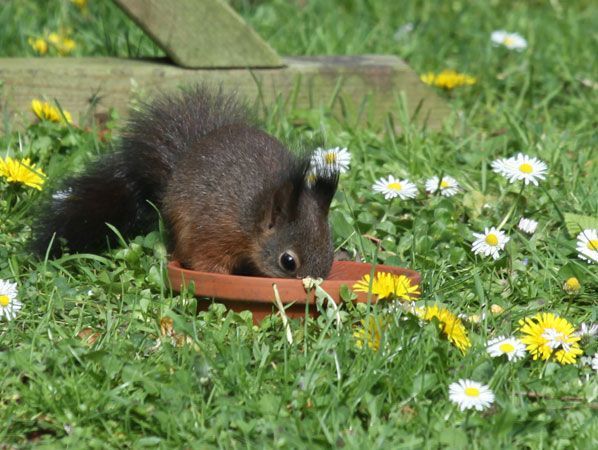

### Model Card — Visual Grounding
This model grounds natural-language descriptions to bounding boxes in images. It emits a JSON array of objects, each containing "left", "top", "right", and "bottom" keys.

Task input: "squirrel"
[{"left": 32, "top": 86, "right": 339, "bottom": 278}]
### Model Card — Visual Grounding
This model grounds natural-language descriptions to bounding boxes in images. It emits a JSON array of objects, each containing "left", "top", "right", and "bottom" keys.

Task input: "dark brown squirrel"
[{"left": 32, "top": 86, "right": 339, "bottom": 278}]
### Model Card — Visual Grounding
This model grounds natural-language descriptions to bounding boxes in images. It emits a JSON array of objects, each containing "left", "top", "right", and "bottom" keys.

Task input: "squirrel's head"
[{"left": 245, "top": 164, "right": 338, "bottom": 279}]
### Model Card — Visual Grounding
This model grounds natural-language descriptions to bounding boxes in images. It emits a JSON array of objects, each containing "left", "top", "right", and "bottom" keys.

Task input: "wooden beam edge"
[
  {"left": 112, "top": 0, "right": 282, "bottom": 68},
  {"left": 0, "top": 55, "right": 449, "bottom": 131}
]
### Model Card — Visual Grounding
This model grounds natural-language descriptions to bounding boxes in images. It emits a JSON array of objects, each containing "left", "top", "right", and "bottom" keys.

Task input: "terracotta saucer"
[{"left": 167, "top": 260, "right": 421, "bottom": 323}]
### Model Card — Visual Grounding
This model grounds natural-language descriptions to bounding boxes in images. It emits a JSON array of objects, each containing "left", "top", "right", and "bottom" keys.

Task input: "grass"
[{"left": 1, "top": 0, "right": 597, "bottom": 448}]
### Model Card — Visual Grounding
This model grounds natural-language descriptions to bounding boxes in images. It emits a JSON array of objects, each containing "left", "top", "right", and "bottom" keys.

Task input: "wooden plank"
[
  {"left": 0, "top": 55, "right": 449, "bottom": 131},
  {"left": 112, "top": 0, "right": 282, "bottom": 68}
]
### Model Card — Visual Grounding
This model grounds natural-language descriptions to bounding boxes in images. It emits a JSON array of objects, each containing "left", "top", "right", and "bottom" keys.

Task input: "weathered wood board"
[
  {"left": 113, "top": 0, "right": 282, "bottom": 68},
  {"left": 0, "top": 55, "right": 449, "bottom": 131}
]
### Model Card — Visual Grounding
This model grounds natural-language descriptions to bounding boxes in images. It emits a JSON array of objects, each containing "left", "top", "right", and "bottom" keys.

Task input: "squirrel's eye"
[{"left": 279, "top": 251, "right": 298, "bottom": 273}]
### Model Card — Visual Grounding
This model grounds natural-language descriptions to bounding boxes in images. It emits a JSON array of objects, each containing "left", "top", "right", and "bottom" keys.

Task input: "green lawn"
[{"left": 1, "top": 0, "right": 597, "bottom": 448}]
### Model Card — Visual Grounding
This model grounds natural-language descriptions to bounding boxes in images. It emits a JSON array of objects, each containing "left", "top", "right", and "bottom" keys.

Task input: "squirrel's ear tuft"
[
  {"left": 259, "top": 160, "right": 309, "bottom": 230},
  {"left": 310, "top": 171, "right": 339, "bottom": 214}
]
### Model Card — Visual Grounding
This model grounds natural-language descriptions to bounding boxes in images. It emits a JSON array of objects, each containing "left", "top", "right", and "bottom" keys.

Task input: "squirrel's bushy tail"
[{"left": 32, "top": 86, "right": 250, "bottom": 256}]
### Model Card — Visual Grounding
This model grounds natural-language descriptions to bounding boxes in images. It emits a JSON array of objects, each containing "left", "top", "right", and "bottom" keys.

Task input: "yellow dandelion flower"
[
  {"left": 47, "top": 32, "right": 61, "bottom": 45},
  {"left": 57, "top": 38, "right": 76, "bottom": 55},
  {"left": 28, "top": 37, "right": 48, "bottom": 55},
  {"left": 563, "top": 277, "right": 581, "bottom": 295},
  {"left": 31, "top": 99, "right": 73, "bottom": 124},
  {"left": 420, "top": 69, "right": 477, "bottom": 90},
  {"left": 416, "top": 304, "right": 471, "bottom": 353},
  {"left": 354, "top": 315, "right": 387, "bottom": 351},
  {"left": 71, "top": 0, "right": 87, "bottom": 9},
  {"left": 420, "top": 72, "right": 436, "bottom": 85},
  {"left": 519, "top": 313, "right": 583, "bottom": 365},
  {"left": 45, "top": 30, "right": 76, "bottom": 56},
  {"left": 0, "top": 156, "right": 46, "bottom": 190},
  {"left": 353, "top": 272, "right": 420, "bottom": 301}
]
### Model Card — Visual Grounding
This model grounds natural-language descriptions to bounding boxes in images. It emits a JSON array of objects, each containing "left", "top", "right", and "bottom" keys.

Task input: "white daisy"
[
  {"left": 491, "top": 30, "right": 527, "bottom": 51},
  {"left": 425, "top": 176, "right": 460, "bottom": 197},
  {"left": 394, "top": 23, "right": 414, "bottom": 41},
  {"left": 0, "top": 279, "right": 21, "bottom": 321},
  {"left": 449, "top": 379, "right": 495, "bottom": 411},
  {"left": 542, "top": 328, "right": 573, "bottom": 352},
  {"left": 472, "top": 227, "right": 510, "bottom": 260},
  {"left": 517, "top": 217, "right": 538, "bottom": 234},
  {"left": 311, "top": 147, "right": 351, "bottom": 175},
  {"left": 372, "top": 175, "right": 418, "bottom": 200},
  {"left": 576, "top": 322, "right": 597, "bottom": 338},
  {"left": 486, "top": 336, "right": 526, "bottom": 361},
  {"left": 490, "top": 157, "right": 510, "bottom": 176},
  {"left": 491, "top": 153, "right": 548, "bottom": 186},
  {"left": 576, "top": 229, "right": 598, "bottom": 263},
  {"left": 584, "top": 354, "right": 598, "bottom": 372}
]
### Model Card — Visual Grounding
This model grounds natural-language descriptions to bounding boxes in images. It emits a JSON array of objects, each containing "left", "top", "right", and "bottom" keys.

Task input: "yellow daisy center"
[
  {"left": 324, "top": 153, "right": 337, "bottom": 165},
  {"left": 388, "top": 182, "right": 402, "bottom": 191},
  {"left": 518, "top": 163, "right": 533, "bottom": 173},
  {"left": 465, "top": 387, "right": 480, "bottom": 397},
  {"left": 0, "top": 295, "right": 9, "bottom": 307},
  {"left": 499, "top": 342, "right": 515, "bottom": 353},
  {"left": 503, "top": 37, "right": 515, "bottom": 46},
  {"left": 485, "top": 233, "right": 499, "bottom": 246},
  {"left": 440, "top": 180, "right": 450, "bottom": 188},
  {"left": 587, "top": 239, "right": 598, "bottom": 251}
]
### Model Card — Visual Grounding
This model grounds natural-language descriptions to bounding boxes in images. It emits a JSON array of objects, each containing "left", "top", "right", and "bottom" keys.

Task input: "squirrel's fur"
[{"left": 32, "top": 86, "right": 338, "bottom": 278}]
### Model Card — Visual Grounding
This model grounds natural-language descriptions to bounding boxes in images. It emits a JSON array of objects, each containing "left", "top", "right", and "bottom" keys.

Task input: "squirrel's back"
[
  {"left": 32, "top": 87, "right": 250, "bottom": 257},
  {"left": 33, "top": 86, "right": 338, "bottom": 278}
]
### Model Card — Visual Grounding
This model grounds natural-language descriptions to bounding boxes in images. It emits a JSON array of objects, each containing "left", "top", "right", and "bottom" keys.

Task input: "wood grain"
[
  {"left": 113, "top": 0, "right": 282, "bottom": 68},
  {"left": 0, "top": 55, "right": 449, "bottom": 130}
]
